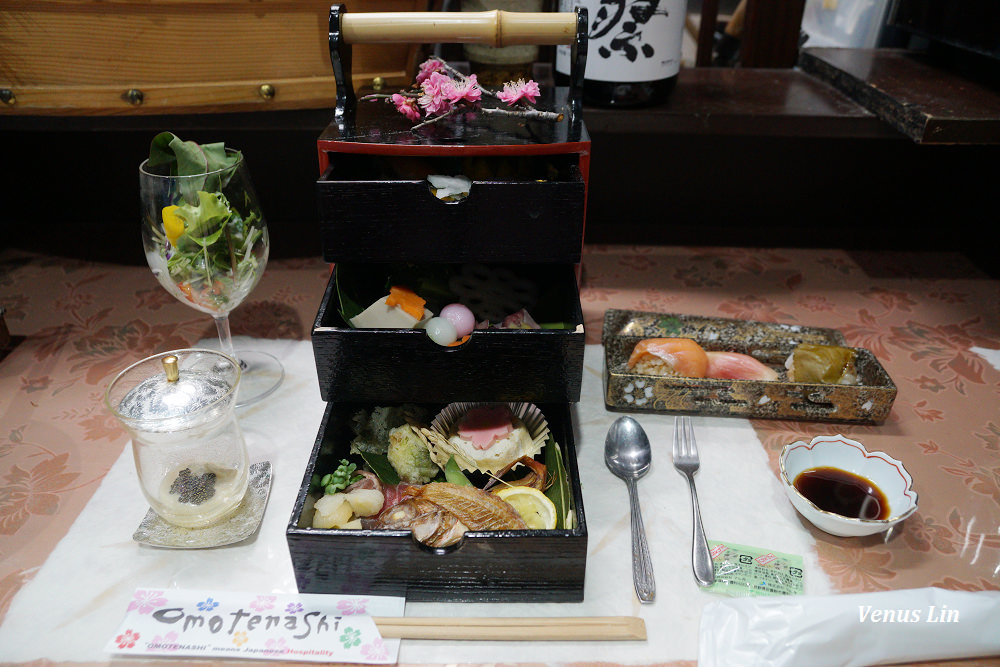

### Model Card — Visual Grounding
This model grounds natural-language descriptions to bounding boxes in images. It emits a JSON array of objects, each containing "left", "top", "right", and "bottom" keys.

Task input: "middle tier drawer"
[
  {"left": 312, "top": 263, "right": 585, "bottom": 404},
  {"left": 316, "top": 153, "right": 586, "bottom": 264}
]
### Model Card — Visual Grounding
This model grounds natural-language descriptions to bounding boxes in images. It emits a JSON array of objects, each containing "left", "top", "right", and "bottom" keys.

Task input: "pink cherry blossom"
[
  {"left": 115, "top": 630, "right": 140, "bottom": 649},
  {"left": 249, "top": 595, "right": 276, "bottom": 612},
  {"left": 337, "top": 598, "right": 369, "bottom": 615},
  {"left": 362, "top": 639, "right": 389, "bottom": 660},
  {"left": 391, "top": 93, "right": 422, "bottom": 121},
  {"left": 418, "top": 71, "right": 455, "bottom": 116},
  {"left": 127, "top": 589, "right": 168, "bottom": 614},
  {"left": 415, "top": 58, "right": 446, "bottom": 84},
  {"left": 498, "top": 78, "right": 541, "bottom": 106},
  {"left": 444, "top": 73, "right": 482, "bottom": 105}
]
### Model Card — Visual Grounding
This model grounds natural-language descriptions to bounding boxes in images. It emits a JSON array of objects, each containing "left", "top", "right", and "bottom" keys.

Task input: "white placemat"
[{"left": 0, "top": 341, "right": 831, "bottom": 664}]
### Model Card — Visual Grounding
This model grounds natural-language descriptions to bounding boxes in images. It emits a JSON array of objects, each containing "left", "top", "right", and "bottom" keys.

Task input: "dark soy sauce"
[{"left": 793, "top": 467, "right": 890, "bottom": 520}]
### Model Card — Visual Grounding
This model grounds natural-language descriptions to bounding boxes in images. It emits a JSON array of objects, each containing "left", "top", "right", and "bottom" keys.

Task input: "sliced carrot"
[
  {"left": 177, "top": 282, "right": 196, "bottom": 303},
  {"left": 385, "top": 285, "right": 426, "bottom": 320},
  {"left": 447, "top": 335, "right": 471, "bottom": 347}
]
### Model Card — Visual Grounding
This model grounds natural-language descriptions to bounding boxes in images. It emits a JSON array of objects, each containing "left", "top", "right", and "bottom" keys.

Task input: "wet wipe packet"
[{"left": 706, "top": 540, "right": 805, "bottom": 597}]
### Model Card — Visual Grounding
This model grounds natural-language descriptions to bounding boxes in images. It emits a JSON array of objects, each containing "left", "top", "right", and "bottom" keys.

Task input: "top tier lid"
[{"left": 320, "top": 4, "right": 590, "bottom": 154}]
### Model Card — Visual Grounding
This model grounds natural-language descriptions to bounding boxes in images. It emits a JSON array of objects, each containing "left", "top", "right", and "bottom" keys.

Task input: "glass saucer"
[
  {"left": 133, "top": 461, "right": 272, "bottom": 549},
  {"left": 233, "top": 350, "right": 285, "bottom": 409}
]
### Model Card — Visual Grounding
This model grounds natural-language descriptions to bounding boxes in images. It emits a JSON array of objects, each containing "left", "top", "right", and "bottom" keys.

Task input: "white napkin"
[
  {"left": 972, "top": 347, "right": 1000, "bottom": 372},
  {"left": 0, "top": 342, "right": 831, "bottom": 665},
  {"left": 699, "top": 587, "right": 1000, "bottom": 666}
]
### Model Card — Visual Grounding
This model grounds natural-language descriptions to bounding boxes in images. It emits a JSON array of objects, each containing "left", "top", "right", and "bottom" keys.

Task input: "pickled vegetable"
[{"left": 786, "top": 344, "right": 859, "bottom": 385}]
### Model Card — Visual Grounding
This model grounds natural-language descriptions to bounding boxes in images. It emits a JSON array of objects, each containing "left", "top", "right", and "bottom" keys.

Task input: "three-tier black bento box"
[{"left": 285, "top": 5, "right": 592, "bottom": 602}]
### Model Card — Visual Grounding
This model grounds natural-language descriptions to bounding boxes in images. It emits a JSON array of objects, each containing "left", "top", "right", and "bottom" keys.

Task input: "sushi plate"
[{"left": 601, "top": 310, "right": 897, "bottom": 424}]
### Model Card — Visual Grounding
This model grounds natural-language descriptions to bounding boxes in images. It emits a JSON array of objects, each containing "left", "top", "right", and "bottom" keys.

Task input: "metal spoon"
[{"left": 605, "top": 416, "right": 655, "bottom": 603}]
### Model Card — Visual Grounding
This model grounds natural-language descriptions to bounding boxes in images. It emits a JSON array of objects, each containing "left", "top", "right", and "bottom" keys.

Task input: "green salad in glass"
[{"left": 140, "top": 132, "right": 267, "bottom": 315}]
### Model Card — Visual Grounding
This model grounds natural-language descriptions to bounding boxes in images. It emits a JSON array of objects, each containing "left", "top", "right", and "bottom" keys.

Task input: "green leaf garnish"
[
  {"left": 544, "top": 436, "right": 572, "bottom": 529},
  {"left": 359, "top": 451, "right": 400, "bottom": 486},
  {"left": 444, "top": 456, "right": 473, "bottom": 486},
  {"left": 335, "top": 264, "right": 365, "bottom": 324}
]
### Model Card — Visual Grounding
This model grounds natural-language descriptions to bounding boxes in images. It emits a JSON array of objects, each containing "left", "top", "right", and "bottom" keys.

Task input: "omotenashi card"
[{"left": 106, "top": 588, "right": 404, "bottom": 663}]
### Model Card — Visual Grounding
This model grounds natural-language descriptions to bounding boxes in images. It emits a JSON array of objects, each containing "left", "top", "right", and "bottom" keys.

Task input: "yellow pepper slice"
[{"left": 161, "top": 205, "right": 185, "bottom": 245}]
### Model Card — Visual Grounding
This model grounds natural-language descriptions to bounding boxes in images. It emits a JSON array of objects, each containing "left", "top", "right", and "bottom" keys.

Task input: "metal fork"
[{"left": 672, "top": 416, "right": 715, "bottom": 587}]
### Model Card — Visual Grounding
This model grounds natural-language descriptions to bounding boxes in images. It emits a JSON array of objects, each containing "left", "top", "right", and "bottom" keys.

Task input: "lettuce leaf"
[{"left": 148, "top": 132, "right": 241, "bottom": 196}]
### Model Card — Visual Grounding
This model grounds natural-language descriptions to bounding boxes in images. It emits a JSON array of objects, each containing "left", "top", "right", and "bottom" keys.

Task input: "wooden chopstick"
[{"left": 372, "top": 616, "right": 646, "bottom": 641}]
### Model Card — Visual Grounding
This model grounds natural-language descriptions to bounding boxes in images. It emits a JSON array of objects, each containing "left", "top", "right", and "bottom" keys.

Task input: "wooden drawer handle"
[{"left": 340, "top": 10, "right": 578, "bottom": 47}]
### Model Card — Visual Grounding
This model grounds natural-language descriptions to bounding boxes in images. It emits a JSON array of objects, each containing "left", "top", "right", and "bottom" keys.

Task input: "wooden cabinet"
[{"left": 0, "top": 0, "right": 424, "bottom": 115}]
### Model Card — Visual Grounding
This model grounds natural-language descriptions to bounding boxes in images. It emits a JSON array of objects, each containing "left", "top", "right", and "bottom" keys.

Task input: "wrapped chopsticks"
[{"left": 372, "top": 616, "right": 646, "bottom": 641}]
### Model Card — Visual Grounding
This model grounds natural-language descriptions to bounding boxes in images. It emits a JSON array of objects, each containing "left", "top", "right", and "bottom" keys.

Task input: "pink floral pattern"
[
  {"left": 127, "top": 589, "right": 168, "bottom": 614},
  {"left": 2, "top": 245, "right": 999, "bottom": 650},
  {"left": 114, "top": 629, "right": 140, "bottom": 649},
  {"left": 337, "top": 597, "right": 368, "bottom": 615},
  {"left": 0, "top": 453, "right": 81, "bottom": 535}
]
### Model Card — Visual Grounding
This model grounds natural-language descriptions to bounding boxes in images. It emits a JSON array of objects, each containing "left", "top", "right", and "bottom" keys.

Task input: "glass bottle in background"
[{"left": 556, "top": 0, "right": 687, "bottom": 107}]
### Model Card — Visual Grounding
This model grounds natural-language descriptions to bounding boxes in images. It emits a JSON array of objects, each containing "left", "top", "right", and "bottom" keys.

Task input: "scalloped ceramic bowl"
[{"left": 779, "top": 435, "right": 918, "bottom": 537}]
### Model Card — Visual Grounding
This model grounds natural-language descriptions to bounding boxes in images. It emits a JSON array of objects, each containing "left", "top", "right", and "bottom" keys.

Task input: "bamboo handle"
[
  {"left": 341, "top": 11, "right": 578, "bottom": 46},
  {"left": 372, "top": 616, "right": 647, "bottom": 641}
]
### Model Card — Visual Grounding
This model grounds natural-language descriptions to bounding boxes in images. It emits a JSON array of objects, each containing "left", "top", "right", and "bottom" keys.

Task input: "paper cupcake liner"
[{"left": 421, "top": 402, "right": 550, "bottom": 474}]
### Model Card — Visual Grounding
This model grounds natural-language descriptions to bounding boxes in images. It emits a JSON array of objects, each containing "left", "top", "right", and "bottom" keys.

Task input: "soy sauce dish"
[{"left": 779, "top": 435, "right": 918, "bottom": 537}]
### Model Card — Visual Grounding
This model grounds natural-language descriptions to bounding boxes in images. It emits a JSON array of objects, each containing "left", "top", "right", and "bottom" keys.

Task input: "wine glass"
[{"left": 139, "top": 149, "right": 284, "bottom": 408}]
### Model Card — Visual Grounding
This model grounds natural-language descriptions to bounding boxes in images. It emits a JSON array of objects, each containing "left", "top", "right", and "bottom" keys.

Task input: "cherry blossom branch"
[
  {"left": 481, "top": 107, "right": 564, "bottom": 122},
  {"left": 411, "top": 107, "right": 460, "bottom": 130},
  {"left": 360, "top": 92, "right": 418, "bottom": 101},
  {"left": 366, "top": 57, "right": 555, "bottom": 128},
  {"left": 424, "top": 56, "right": 542, "bottom": 112}
]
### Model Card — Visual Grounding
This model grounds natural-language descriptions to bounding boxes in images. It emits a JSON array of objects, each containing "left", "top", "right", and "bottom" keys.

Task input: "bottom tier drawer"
[{"left": 285, "top": 401, "right": 587, "bottom": 602}]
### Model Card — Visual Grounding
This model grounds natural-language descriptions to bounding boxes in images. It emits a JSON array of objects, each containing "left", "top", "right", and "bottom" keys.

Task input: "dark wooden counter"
[
  {"left": 800, "top": 48, "right": 1000, "bottom": 144},
  {"left": 584, "top": 68, "right": 898, "bottom": 139}
]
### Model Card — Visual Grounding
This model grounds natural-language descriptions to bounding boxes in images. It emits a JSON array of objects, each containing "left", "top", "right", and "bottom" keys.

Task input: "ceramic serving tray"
[{"left": 602, "top": 309, "right": 897, "bottom": 424}]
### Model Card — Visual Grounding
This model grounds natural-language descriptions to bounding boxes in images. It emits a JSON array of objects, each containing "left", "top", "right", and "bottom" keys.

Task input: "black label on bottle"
[{"left": 557, "top": 0, "right": 686, "bottom": 82}]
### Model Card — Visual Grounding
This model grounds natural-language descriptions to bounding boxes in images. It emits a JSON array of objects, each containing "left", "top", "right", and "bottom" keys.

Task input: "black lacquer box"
[
  {"left": 311, "top": 262, "right": 585, "bottom": 404},
  {"left": 286, "top": 4, "right": 592, "bottom": 602},
  {"left": 316, "top": 139, "right": 588, "bottom": 265},
  {"left": 286, "top": 401, "right": 588, "bottom": 602}
]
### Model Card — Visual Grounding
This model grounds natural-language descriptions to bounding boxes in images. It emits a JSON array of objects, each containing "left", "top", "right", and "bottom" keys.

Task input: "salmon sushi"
[
  {"left": 705, "top": 351, "right": 779, "bottom": 381},
  {"left": 626, "top": 338, "right": 709, "bottom": 378}
]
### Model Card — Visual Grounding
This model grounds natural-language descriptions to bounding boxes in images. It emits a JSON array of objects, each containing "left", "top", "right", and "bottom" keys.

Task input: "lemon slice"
[{"left": 494, "top": 486, "right": 557, "bottom": 530}]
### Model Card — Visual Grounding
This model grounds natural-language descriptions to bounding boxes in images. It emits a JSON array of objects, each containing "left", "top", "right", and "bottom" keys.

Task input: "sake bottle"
[{"left": 556, "top": 0, "right": 687, "bottom": 107}]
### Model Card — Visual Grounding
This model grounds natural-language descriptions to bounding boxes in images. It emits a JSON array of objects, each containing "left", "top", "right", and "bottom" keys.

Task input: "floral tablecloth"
[{"left": 2, "top": 245, "right": 999, "bottom": 664}]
